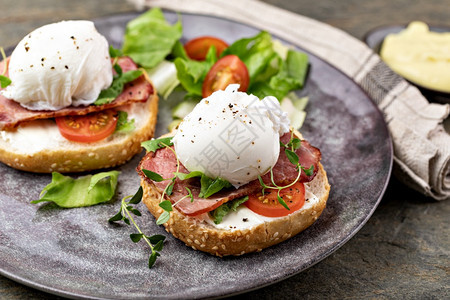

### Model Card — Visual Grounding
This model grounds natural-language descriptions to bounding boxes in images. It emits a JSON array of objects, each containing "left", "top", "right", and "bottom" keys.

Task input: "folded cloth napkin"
[{"left": 129, "top": 0, "right": 450, "bottom": 200}]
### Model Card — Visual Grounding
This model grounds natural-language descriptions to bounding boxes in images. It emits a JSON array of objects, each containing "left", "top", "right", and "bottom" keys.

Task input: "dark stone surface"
[{"left": 0, "top": 0, "right": 448, "bottom": 299}]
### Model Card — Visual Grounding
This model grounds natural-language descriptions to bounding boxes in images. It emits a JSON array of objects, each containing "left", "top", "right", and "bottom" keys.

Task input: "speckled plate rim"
[{"left": 0, "top": 11, "right": 393, "bottom": 300}]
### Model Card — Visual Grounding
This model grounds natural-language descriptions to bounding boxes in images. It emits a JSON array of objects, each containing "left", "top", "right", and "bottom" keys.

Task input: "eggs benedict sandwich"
[
  {"left": 0, "top": 20, "right": 158, "bottom": 173},
  {"left": 137, "top": 85, "right": 329, "bottom": 256}
]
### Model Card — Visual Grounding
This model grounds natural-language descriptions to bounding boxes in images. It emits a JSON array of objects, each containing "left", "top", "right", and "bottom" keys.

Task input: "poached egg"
[
  {"left": 172, "top": 84, "right": 290, "bottom": 187},
  {"left": 1, "top": 20, "right": 112, "bottom": 111}
]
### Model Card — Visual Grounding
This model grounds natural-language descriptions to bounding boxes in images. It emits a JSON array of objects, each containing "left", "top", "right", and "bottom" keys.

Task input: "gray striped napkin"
[{"left": 129, "top": 0, "right": 450, "bottom": 200}]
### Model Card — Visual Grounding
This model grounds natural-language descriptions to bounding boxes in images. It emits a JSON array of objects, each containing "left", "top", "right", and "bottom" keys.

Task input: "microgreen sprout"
[
  {"left": 108, "top": 186, "right": 166, "bottom": 268},
  {"left": 259, "top": 132, "right": 314, "bottom": 210}
]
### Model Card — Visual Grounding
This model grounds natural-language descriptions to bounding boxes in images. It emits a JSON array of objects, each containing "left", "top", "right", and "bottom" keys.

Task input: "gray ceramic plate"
[{"left": 0, "top": 12, "right": 392, "bottom": 299}]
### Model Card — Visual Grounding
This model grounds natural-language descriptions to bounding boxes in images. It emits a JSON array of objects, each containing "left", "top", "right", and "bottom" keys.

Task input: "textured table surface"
[{"left": 0, "top": 0, "right": 449, "bottom": 299}]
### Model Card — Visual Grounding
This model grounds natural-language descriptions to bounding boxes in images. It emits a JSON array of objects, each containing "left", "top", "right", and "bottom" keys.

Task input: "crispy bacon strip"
[
  {"left": 0, "top": 57, "right": 153, "bottom": 131},
  {"left": 137, "top": 133, "right": 321, "bottom": 216}
]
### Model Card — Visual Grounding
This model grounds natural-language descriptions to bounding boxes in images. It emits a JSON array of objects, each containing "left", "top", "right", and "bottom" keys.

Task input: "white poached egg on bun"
[
  {"left": 1, "top": 20, "right": 113, "bottom": 111},
  {"left": 172, "top": 84, "right": 290, "bottom": 187}
]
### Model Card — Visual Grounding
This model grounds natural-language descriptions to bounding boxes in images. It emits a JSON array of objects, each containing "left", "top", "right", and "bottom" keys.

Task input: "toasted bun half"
[
  {"left": 141, "top": 132, "right": 330, "bottom": 257},
  {"left": 0, "top": 89, "right": 158, "bottom": 173}
]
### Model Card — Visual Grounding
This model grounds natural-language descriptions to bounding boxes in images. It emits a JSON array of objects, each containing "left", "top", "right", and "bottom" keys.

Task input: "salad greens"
[
  {"left": 31, "top": 171, "right": 120, "bottom": 208},
  {"left": 122, "top": 8, "right": 183, "bottom": 68},
  {"left": 120, "top": 8, "right": 310, "bottom": 129}
]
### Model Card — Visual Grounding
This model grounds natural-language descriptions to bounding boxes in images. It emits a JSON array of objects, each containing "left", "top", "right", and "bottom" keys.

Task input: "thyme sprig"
[{"left": 108, "top": 186, "right": 166, "bottom": 268}]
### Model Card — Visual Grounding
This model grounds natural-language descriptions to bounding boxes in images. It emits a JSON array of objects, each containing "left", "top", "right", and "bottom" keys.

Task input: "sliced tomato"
[
  {"left": 245, "top": 182, "right": 305, "bottom": 217},
  {"left": 184, "top": 36, "right": 229, "bottom": 61},
  {"left": 55, "top": 110, "right": 118, "bottom": 143},
  {"left": 202, "top": 55, "right": 249, "bottom": 98}
]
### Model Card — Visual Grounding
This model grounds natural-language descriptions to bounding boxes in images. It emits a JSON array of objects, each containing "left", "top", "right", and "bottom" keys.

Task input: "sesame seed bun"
[
  {"left": 0, "top": 87, "right": 158, "bottom": 173},
  {"left": 140, "top": 131, "right": 330, "bottom": 256}
]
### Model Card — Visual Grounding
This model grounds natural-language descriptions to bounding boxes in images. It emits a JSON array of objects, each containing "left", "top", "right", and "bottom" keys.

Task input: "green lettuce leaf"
[
  {"left": 122, "top": 8, "right": 183, "bottom": 68},
  {"left": 210, "top": 196, "right": 249, "bottom": 224},
  {"left": 250, "top": 49, "right": 309, "bottom": 100},
  {"left": 222, "top": 31, "right": 279, "bottom": 85},
  {"left": 173, "top": 46, "right": 217, "bottom": 98},
  {"left": 31, "top": 171, "right": 120, "bottom": 208}
]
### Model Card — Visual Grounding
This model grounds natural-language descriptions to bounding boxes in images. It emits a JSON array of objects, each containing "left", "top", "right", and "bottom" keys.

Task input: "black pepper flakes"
[
  {"left": 65, "top": 65, "right": 69, "bottom": 69},
  {"left": 243, "top": 218, "right": 248, "bottom": 222}
]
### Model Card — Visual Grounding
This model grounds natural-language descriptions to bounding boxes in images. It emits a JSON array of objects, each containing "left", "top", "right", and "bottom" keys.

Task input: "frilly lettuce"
[{"left": 31, "top": 171, "right": 120, "bottom": 208}]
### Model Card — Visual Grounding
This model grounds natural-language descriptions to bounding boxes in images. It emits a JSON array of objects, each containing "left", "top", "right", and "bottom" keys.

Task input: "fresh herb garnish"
[
  {"left": 156, "top": 200, "right": 173, "bottom": 225},
  {"left": 109, "top": 186, "right": 166, "bottom": 269},
  {"left": 94, "top": 64, "right": 143, "bottom": 105},
  {"left": 115, "top": 111, "right": 136, "bottom": 133},
  {"left": 210, "top": 196, "right": 249, "bottom": 224},
  {"left": 258, "top": 133, "right": 314, "bottom": 210},
  {"left": 0, "top": 47, "right": 11, "bottom": 88},
  {"left": 141, "top": 137, "right": 173, "bottom": 153},
  {"left": 31, "top": 171, "right": 120, "bottom": 208}
]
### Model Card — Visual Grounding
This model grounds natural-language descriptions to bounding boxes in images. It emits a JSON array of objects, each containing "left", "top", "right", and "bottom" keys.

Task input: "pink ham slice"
[
  {"left": 137, "top": 132, "right": 321, "bottom": 216},
  {"left": 0, "top": 57, "right": 153, "bottom": 130}
]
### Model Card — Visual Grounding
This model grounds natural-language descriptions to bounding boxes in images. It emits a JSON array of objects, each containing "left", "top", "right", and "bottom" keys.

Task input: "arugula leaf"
[
  {"left": 199, "top": 174, "right": 232, "bottom": 198},
  {"left": 0, "top": 75, "right": 11, "bottom": 88},
  {"left": 32, "top": 171, "right": 120, "bottom": 208},
  {"left": 122, "top": 8, "right": 183, "bottom": 68},
  {"left": 141, "top": 137, "right": 173, "bottom": 152},
  {"left": 115, "top": 111, "right": 136, "bottom": 133},
  {"left": 211, "top": 196, "right": 249, "bottom": 224},
  {"left": 94, "top": 68, "right": 143, "bottom": 105}
]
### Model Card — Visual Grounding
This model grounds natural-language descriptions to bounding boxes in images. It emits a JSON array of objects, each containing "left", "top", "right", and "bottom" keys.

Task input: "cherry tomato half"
[
  {"left": 55, "top": 110, "right": 118, "bottom": 143},
  {"left": 184, "top": 36, "right": 229, "bottom": 61},
  {"left": 245, "top": 182, "right": 305, "bottom": 217},
  {"left": 202, "top": 55, "right": 249, "bottom": 98}
]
